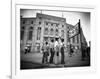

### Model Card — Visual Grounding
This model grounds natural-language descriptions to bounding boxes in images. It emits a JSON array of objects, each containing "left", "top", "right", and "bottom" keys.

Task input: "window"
[
  {"left": 23, "top": 20, "right": 25, "bottom": 24},
  {"left": 70, "top": 38, "right": 73, "bottom": 44},
  {"left": 77, "top": 35, "right": 79, "bottom": 43},
  {"left": 51, "top": 23, "right": 53, "bottom": 26},
  {"left": 45, "top": 28, "right": 48, "bottom": 31},
  {"left": 73, "top": 37, "right": 75, "bottom": 43},
  {"left": 56, "top": 29, "right": 58, "bottom": 32},
  {"left": 56, "top": 24, "right": 58, "bottom": 27},
  {"left": 37, "top": 27, "right": 41, "bottom": 40},
  {"left": 21, "top": 26, "right": 25, "bottom": 30},
  {"left": 77, "top": 46, "right": 79, "bottom": 49},
  {"left": 50, "top": 28, "right": 54, "bottom": 35},
  {"left": 62, "top": 25, "right": 64, "bottom": 28},
  {"left": 68, "top": 27, "right": 70, "bottom": 30},
  {"left": 21, "top": 26, "right": 25, "bottom": 40},
  {"left": 61, "top": 30, "right": 64, "bottom": 38},
  {"left": 39, "top": 17, "right": 42, "bottom": 19},
  {"left": 30, "top": 27, "right": 33, "bottom": 30},
  {"left": 51, "top": 28, "right": 53, "bottom": 31},
  {"left": 39, "top": 27, "right": 41, "bottom": 30},
  {"left": 46, "top": 22, "right": 48, "bottom": 25},
  {"left": 44, "top": 37, "right": 48, "bottom": 42},
  {"left": 69, "top": 38, "right": 70, "bottom": 42},
  {"left": 39, "top": 22, "right": 41, "bottom": 25},
  {"left": 31, "top": 21, "right": 33, "bottom": 24},
  {"left": 61, "top": 30, "right": 64, "bottom": 34},
  {"left": 44, "top": 28, "right": 48, "bottom": 35},
  {"left": 28, "top": 31, "right": 33, "bottom": 40},
  {"left": 21, "top": 30, "right": 24, "bottom": 40}
]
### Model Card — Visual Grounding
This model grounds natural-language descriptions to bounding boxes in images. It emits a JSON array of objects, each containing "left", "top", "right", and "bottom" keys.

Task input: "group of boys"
[{"left": 42, "top": 38, "right": 65, "bottom": 65}]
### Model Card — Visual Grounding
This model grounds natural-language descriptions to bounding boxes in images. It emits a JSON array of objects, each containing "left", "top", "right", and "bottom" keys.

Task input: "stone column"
[{"left": 23, "top": 25, "right": 28, "bottom": 50}]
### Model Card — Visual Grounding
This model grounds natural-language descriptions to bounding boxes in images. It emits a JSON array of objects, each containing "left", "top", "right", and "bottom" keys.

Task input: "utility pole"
[{"left": 78, "top": 19, "right": 83, "bottom": 60}]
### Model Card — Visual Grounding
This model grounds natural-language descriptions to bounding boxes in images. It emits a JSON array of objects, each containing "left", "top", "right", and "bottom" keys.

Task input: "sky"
[{"left": 20, "top": 9, "right": 90, "bottom": 45}]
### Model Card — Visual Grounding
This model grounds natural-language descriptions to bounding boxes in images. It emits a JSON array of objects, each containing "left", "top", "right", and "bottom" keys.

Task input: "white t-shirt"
[
  {"left": 50, "top": 42, "right": 54, "bottom": 48},
  {"left": 54, "top": 41, "right": 58, "bottom": 47}
]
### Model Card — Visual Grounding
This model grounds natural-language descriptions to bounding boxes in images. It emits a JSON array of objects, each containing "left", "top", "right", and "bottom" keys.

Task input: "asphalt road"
[{"left": 20, "top": 51, "right": 90, "bottom": 69}]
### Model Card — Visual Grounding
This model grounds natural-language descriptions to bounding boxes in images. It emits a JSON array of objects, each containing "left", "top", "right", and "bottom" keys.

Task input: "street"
[{"left": 21, "top": 51, "right": 90, "bottom": 69}]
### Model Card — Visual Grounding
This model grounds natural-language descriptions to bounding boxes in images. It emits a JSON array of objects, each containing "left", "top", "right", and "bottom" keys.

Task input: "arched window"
[
  {"left": 73, "top": 37, "right": 75, "bottom": 43},
  {"left": 50, "top": 28, "right": 54, "bottom": 35},
  {"left": 45, "top": 28, "right": 48, "bottom": 31},
  {"left": 55, "top": 29, "right": 59, "bottom": 36},
  {"left": 62, "top": 25, "right": 64, "bottom": 28},
  {"left": 51, "top": 28, "right": 53, "bottom": 31},
  {"left": 28, "top": 26, "right": 34, "bottom": 40},
  {"left": 56, "top": 29, "right": 58, "bottom": 32},
  {"left": 56, "top": 24, "right": 58, "bottom": 27},
  {"left": 61, "top": 30, "right": 64, "bottom": 37},
  {"left": 21, "top": 30, "right": 24, "bottom": 40},
  {"left": 44, "top": 28, "right": 48, "bottom": 35},
  {"left": 77, "top": 35, "right": 79, "bottom": 43},
  {"left": 37, "top": 27, "right": 41, "bottom": 40},
  {"left": 29, "top": 27, "right": 33, "bottom": 30},
  {"left": 39, "top": 22, "right": 41, "bottom": 25},
  {"left": 21, "top": 26, "right": 25, "bottom": 30},
  {"left": 28, "top": 31, "right": 33, "bottom": 40},
  {"left": 39, "top": 17, "right": 42, "bottom": 19},
  {"left": 31, "top": 21, "right": 33, "bottom": 24},
  {"left": 20, "top": 26, "right": 25, "bottom": 40},
  {"left": 23, "top": 20, "right": 25, "bottom": 24}
]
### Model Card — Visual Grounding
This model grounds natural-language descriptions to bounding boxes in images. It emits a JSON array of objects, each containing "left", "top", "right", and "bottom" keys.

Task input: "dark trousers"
[
  {"left": 42, "top": 52, "right": 48, "bottom": 64},
  {"left": 61, "top": 50, "right": 65, "bottom": 64},
  {"left": 25, "top": 49, "right": 28, "bottom": 54},
  {"left": 25, "top": 48, "right": 30, "bottom": 54},
  {"left": 49, "top": 48, "right": 55, "bottom": 64}
]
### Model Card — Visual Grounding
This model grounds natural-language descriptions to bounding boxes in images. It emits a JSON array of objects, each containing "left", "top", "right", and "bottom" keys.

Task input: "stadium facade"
[{"left": 20, "top": 13, "right": 87, "bottom": 53}]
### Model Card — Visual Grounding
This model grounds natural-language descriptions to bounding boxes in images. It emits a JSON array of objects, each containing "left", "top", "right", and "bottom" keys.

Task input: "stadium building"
[{"left": 20, "top": 13, "right": 87, "bottom": 53}]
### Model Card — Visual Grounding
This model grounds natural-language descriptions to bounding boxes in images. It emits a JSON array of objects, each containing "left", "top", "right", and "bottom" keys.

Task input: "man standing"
[
  {"left": 54, "top": 38, "right": 59, "bottom": 65},
  {"left": 42, "top": 42, "right": 49, "bottom": 64},
  {"left": 49, "top": 39, "right": 55, "bottom": 64},
  {"left": 60, "top": 39, "right": 65, "bottom": 64}
]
